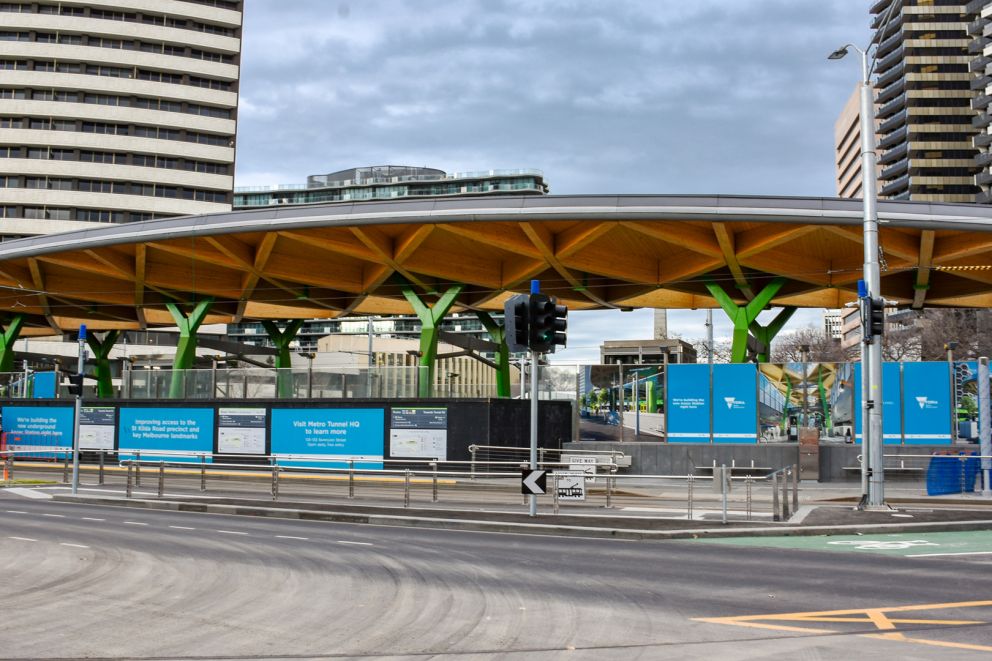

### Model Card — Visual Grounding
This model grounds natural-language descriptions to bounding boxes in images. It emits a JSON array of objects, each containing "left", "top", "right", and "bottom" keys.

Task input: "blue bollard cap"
[
  {"left": 78, "top": 324, "right": 86, "bottom": 341},
  {"left": 530, "top": 279, "right": 540, "bottom": 294},
  {"left": 857, "top": 279, "right": 867, "bottom": 298}
]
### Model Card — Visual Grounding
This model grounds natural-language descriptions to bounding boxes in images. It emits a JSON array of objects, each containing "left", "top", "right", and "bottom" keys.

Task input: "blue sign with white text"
[
  {"left": 271, "top": 408, "right": 384, "bottom": 468},
  {"left": 666, "top": 364, "right": 710, "bottom": 443},
  {"left": 32, "top": 372, "right": 57, "bottom": 399},
  {"left": 902, "top": 361, "right": 952, "bottom": 445},
  {"left": 118, "top": 407, "right": 214, "bottom": 462},
  {"left": 712, "top": 363, "right": 758, "bottom": 443},
  {"left": 2, "top": 405, "right": 73, "bottom": 457},
  {"left": 854, "top": 362, "right": 903, "bottom": 444}
]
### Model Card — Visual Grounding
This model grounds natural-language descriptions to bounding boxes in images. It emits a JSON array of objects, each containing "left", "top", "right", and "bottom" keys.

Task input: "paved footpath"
[{"left": 696, "top": 530, "right": 992, "bottom": 560}]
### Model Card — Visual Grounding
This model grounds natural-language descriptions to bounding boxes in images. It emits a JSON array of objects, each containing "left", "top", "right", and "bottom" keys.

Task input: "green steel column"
[
  {"left": 165, "top": 298, "right": 214, "bottom": 399},
  {"left": 817, "top": 365, "right": 832, "bottom": 432},
  {"left": 646, "top": 380, "right": 656, "bottom": 413},
  {"left": 475, "top": 311, "right": 510, "bottom": 398},
  {"left": 782, "top": 380, "right": 792, "bottom": 433},
  {"left": 402, "top": 285, "right": 464, "bottom": 398},
  {"left": 705, "top": 278, "right": 794, "bottom": 363},
  {"left": 261, "top": 319, "right": 304, "bottom": 398},
  {"left": 0, "top": 315, "right": 24, "bottom": 373},
  {"left": 85, "top": 330, "right": 119, "bottom": 399}
]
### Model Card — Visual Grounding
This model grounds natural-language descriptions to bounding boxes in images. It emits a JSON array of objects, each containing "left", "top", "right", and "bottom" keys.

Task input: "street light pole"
[{"left": 829, "top": 43, "right": 886, "bottom": 509}]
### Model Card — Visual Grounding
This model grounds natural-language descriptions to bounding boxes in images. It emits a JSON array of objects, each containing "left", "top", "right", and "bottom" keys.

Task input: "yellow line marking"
[
  {"left": 870, "top": 634, "right": 992, "bottom": 653},
  {"left": 693, "top": 618, "right": 831, "bottom": 634},
  {"left": 864, "top": 609, "right": 897, "bottom": 631}
]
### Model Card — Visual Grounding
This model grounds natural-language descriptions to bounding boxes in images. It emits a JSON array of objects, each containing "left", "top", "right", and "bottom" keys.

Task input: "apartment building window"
[
  {"left": 0, "top": 118, "right": 22, "bottom": 128},
  {"left": 0, "top": 89, "right": 25, "bottom": 99},
  {"left": 0, "top": 60, "right": 27, "bottom": 70}
]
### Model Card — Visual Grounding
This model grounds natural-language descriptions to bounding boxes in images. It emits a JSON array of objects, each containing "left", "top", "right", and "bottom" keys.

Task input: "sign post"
[{"left": 70, "top": 324, "right": 86, "bottom": 495}]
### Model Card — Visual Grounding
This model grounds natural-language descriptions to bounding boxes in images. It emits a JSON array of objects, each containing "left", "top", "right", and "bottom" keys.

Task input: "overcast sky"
[{"left": 234, "top": 0, "right": 873, "bottom": 362}]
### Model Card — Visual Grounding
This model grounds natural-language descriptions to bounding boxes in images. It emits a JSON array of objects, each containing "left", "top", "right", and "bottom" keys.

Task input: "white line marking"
[
  {"left": 60, "top": 543, "right": 89, "bottom": 549},
  {"left": 8, "top": 536, "right": 36, "bottom": 542},
  {"left": 169, "top": 525, "right": 196, "bottom": 530},
  {"left": 337, "top": 540, "right": 373, "bottom": 546},
  {"left": 123, "top": 521, "right": 148, "bottom": 526},
  {"left": 276, "top": 535, "right": 309, "bottom": 541},
  {"left": 907, "top": 551, "right": 992, "bottom": 558},
  {"left": 217, "top": 530, "right": 248, "bottom": 535},
  {"left": 5, "top": 487, "right": 53, "bottom": 499},
  {"left": 41, "top": 513, "right": 65, "bottom": 518},
  {"left": 5, "top": 510, "right": 27, "bottom": 514},
  {"left": 81, "top": 517, "right": 105, "bottom": 522}
]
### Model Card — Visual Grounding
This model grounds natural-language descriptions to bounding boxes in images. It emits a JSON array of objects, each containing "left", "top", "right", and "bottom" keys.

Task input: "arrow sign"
[{"left": 521, "top": 469, "right": 547, "bottom": 495}]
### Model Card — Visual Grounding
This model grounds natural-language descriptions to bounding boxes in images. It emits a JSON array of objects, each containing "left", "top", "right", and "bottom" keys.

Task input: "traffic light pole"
[
  {"left": 70, "top": 324, "right": 86, "bottom": 496},
  {"left": 529, "top": 349, "right": 539, "bottom": 517}
]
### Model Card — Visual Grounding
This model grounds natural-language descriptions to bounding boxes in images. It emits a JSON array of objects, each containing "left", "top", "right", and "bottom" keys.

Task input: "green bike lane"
[{"left": 696, "top": 529, "right": 992, "bottom": 558}]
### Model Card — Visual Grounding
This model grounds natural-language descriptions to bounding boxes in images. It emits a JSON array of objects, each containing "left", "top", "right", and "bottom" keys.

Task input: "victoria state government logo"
[
  {"left": 915, "top": 396, "right": 939, "bottom": 410},
  {"left": 724, "top": 397, "right": 745, "bottom": 410}
]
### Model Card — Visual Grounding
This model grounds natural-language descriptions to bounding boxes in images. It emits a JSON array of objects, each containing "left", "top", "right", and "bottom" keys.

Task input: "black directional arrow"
[{"left": 521, "top": 469, "right": 547, "bottom": 495}]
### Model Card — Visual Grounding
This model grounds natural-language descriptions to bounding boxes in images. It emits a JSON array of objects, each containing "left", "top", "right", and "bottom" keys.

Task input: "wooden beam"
[
  {"left": 619, "top": 221, "right": 722, "bottom": 258},
  {"left": 134, "top": 244, "right": 147, "bottom": 329},
  {"left": 521, "top": 222, "right": 616, "bottom": 308},
  {"left": 933, "top": 233, "right": 992, "bottom": 264},
  {"left": 712, "top": 223, "right": 753, "bottom": 299},
  {"left": 555, "top": 221, "right": 615, "bottom": 259},
  {"left": 26, "top": 258, "right": 60, "bottom": 332},
  {"left": 351, "top": 225, "right": 432, "bottom": 290},
  {"left": 437, "top": 223, "right": 542, "bottom": 258},
  {"left": 735, "top": 225, "right": 818, "bottom": 259}
]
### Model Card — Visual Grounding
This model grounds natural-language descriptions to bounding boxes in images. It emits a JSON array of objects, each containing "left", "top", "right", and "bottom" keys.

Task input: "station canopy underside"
[{"left": 2, "top": 194, "right": 992, "bottom": 334}]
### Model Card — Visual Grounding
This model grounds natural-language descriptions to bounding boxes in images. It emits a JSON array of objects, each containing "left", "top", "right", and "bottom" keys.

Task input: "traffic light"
[
  {"left": 528, "top": 293, "right": 556, "bottom": 353},
  {"left": 864, "top": 296, "right": 885, "bottom": 340},
  {"left": 66, "top": 373, "right": 84, "bottom": 397},
  {"left": 551, "top": 301, "right": 567, "bottom": 349},
  {"left": 503, "top": 295, "right": 530, "bottom": 352}
]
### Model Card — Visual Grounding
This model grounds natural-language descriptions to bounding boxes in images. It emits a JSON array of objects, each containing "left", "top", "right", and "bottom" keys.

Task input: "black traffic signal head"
[
  {"left": 552, "top": 302, "right": 567, "bottom": 349},
  {"left": 66, "top": 372, "right": 84, "bottom": 397},
  {"left": 528, "top": 293, "right": 556, "bottom": 353},
  {"left": 868, "top": 297, "right": 885, "bottom": 339},
  {"left": 503, "top": 294, "right": 530, "bottom": 352}
]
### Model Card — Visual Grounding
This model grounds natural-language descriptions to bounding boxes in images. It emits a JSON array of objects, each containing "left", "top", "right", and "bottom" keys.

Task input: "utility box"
[{"left": 798, "top": 428, "right": 820, "bottom": 481}]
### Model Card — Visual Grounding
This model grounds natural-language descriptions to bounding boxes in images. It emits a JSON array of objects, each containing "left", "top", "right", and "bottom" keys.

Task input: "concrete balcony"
[
  {"left": 877, "top": 93, "right": 906, "bottom": 119},
  {"left": 975, "top": 132, "right": 992, "bottom": 147},
  {"left": 878, "top": 109, "right": 908, "bottom": 135},
  {"left": 878, "top": 125, "right": 908, "bottom": 150},
  {"left": 880, "top": 174, "right": 910, "bottom": 197},
  {"left": 880, "top": 157, "right": 909, "bottom": 181},
  {"left": 879, "top": 142, "right": 908, "bottom": 165},
  {"left": 877, "top": 60, "right": 904, "bottom": 88}
]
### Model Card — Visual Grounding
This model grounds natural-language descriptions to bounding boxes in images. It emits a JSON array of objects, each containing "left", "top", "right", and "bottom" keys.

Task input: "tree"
[{"left": 771, "top": 326, "right": 846, "bottom": 363}]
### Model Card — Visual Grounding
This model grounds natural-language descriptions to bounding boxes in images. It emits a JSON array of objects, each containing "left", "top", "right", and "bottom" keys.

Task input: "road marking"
[
  {"left": 217, "top": 530, "right": 248, "bottom": 535},
  {"left": 5, "top": 487, "right": 52, "bottom": 499},
  {"left": 276, "top": 535, "right": 309, "bottom": 540},
  {"left": 123, "top": 521, "right": 148, "bottom": 526},
  {"left": 60, "top": 543, "right": 89, "bottom": 549},
  {"left": 81, "top": 517, "right": 105, "bottom": 522},
  {"left": 337, "top": 540, "right": 373, "bottom": 546},
  {"left": 169, "top": 525, "right": 196, "bottom": 530},
  {"left": 827, "top": 539, "right": 937, "bottom": 551},
  {"left": 5, "top": 510, "right": 27, "bottom": 514},
  {"left": 41, "top": 513, "right": 65, "bottom": 518},
  {"left": 695, "top": 600, "right": 992, "bottom": 652},
  {"left": 8, "top": 536, "right": 36, "bottom": 542},
  {"left": 908, "top": 551, "right": 992, "bottom": 558}
]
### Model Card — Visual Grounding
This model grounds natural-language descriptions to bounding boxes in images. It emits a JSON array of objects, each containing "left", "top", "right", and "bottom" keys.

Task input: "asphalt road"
[{"left": 1, "top": 490, "right": 991, "bottom": 660}]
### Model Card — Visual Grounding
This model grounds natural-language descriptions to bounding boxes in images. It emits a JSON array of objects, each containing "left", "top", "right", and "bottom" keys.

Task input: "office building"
[
  {"left": 0, "top": 0, "right": 242, "bottom": 240},
  {"left": 871, "top": 0, "right": 980, "bottom": 203},
  {"left": 599, "top": 339, "right": 697, "bottom": 365},
  {"left": 823, "top": 309, "right": 842, "bottom": 340},
  {"left": 234, "top": 166, "right": 547, "bottom": 209},
  {"left": 970, "top": 0, "right": 992, "bottom": 202}
]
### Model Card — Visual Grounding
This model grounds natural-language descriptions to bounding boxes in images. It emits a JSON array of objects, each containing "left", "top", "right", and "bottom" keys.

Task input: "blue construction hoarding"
[
  {"left": 901, "top": 362, "right": 952, "bottom": 445},
  {"left": 853, "top": 362, "right": 904, "bottom": 444},
  {"left": 1, "top": 405, "right": 73, "bottom": 456},
  {"left": 118, "top": 407, "right": 215, "bottom": 462},
  {"left": 665, "top": 364, "right": 711, "bottom": 443},
  {"left": 712, "top": 363, "right": 758, "bottom": 443},
  {"left": 270, "top": 407, "right": 385, "bottom": 468}
]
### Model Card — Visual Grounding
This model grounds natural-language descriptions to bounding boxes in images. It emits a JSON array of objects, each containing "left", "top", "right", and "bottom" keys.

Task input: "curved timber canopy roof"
[{"left": 2, "top": 194, "right": 992, "bottom": 333}]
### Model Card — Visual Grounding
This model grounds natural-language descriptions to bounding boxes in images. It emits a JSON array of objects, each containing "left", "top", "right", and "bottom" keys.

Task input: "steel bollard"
[
  {"left": 126, "top": 461, "right": 133, "bottom": 499},
  {"left": 157, "top": 461, "right": 165, "bottom": 498},
  {"left": 431, "top": 462, "right": 438, "bottom": 502},
  {"left": 271, "top": 463, "right": 279, "bottom": 500},
  {"left": 404, "top": 469, "right": 411, "bottom": 508},
  {"left": 200, "top": 455, "right": 206, "bottom": 492},
  {"left": 552, "top": 472, "right": 559, "bottom": 515},
  {"left": 470, "top": 446, "right": 476, "bottom": 480},
  {"left": 98, "top": 451, "right": 105, "bottom": 485},
  {"left": 687, "top": 474, "right": 694, "bottom": 520},
  {"left": 792, "top": 463, "right": 799, "bottom": 513},
  {"left": 5, "top": 454, "right": 13, "bottom": 482},
  {"left": 605, "top": 466, "right": 615, "bottom": 509},
  {"left": 746, "top": 476, "right": 752, "bottom": 521},
  {"left": 135, "top": 451, "right": 141, "bottom": 487},
  {"left": 348, "top": 459, "right": 354, "bottom": 499},
  {"left": 772, "top": 472, "right": 780, "bottom": 522},
  {"left": 62, "top": 452, "right": 70, "bottom": 484}
]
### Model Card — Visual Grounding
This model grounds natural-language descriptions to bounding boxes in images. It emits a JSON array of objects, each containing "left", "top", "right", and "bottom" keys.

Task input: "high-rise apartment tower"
[{"left": 0, "top": 1, "right": 242, "bottom": 240}]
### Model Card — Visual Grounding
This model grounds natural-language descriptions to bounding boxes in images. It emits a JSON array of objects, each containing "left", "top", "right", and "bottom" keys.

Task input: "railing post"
[
  {"left": 469, "top": 445, "right": 476, "bottom": 480},
  {"left": 538, "top": 447, "right": 546, "bottom": 469},
  {"left": 126, "top": 461, "right": 133, "bottom": 499},
  {"left": 431, "top": 462, "right": 438, "bottom": 502},
  {"left": 98, "top": 450, "right": 105, "bottom": 485},
  {"left": 271, "top": 462, "right": 279, "bottom": 500},
  {"left": 348, "top": 459, "right": 355, "bottom": 499},
  {"left": 745, "top": 476, "right": 752, "bottom": 521},
  {"left": 782, "top": 468, "right": 790, "bottom": 520},
  {"left": 772, "top": 472, "right": 780, "bottom": 522},
  {"left": 687, "top": 473, "right": 694, "bottom": 521},
  {"left": 792, "top": 463, "right": 799, "bottom": 513},
  {"left": 157, "top": 461, "right": 165, "bottom": 498},
  {"left": 552, "top": 471, "right": 559, "bottom": 515},
  {"left": 200, "top": 454, "right": 206, "bottom": 492},
  {"left": 135, "top": 451, "right": 141, "bottom": 487},
  {"left": 62, "top": 450, "right": 70, "bottom": 484},
  {"left": 404, "top": 468, "right": 411, "bottom": 508},
  {"left": 606, "top": 465, "right": 615, "bottom": 509}
]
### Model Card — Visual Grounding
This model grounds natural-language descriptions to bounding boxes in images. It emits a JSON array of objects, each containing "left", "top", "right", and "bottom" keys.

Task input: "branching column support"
[
  {"left": 476, "top": 311, "right": 510, "bottom": 398},
  {"left": 0, "top": 315, "right": 25, "bottom": 374},
  {"left": 166, "top": 298, "right": 214, "bottom": 399},
  {"left": 261, "top": 319, "right": 305, "bottom": 398},
  {"left": 705, "top": 277, "right": 795, "bottom": 363},
  {"left": 402, "top": 284, "right": 464, "bottom": 398},
  {"left": 86, "top": 330, "right": 119, "bottom": 399}
]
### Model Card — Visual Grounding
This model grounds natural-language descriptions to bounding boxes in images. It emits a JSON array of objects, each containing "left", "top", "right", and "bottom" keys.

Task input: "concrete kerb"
[{"left": 51, "top": 494, "right": 992, "bottom": 541}]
